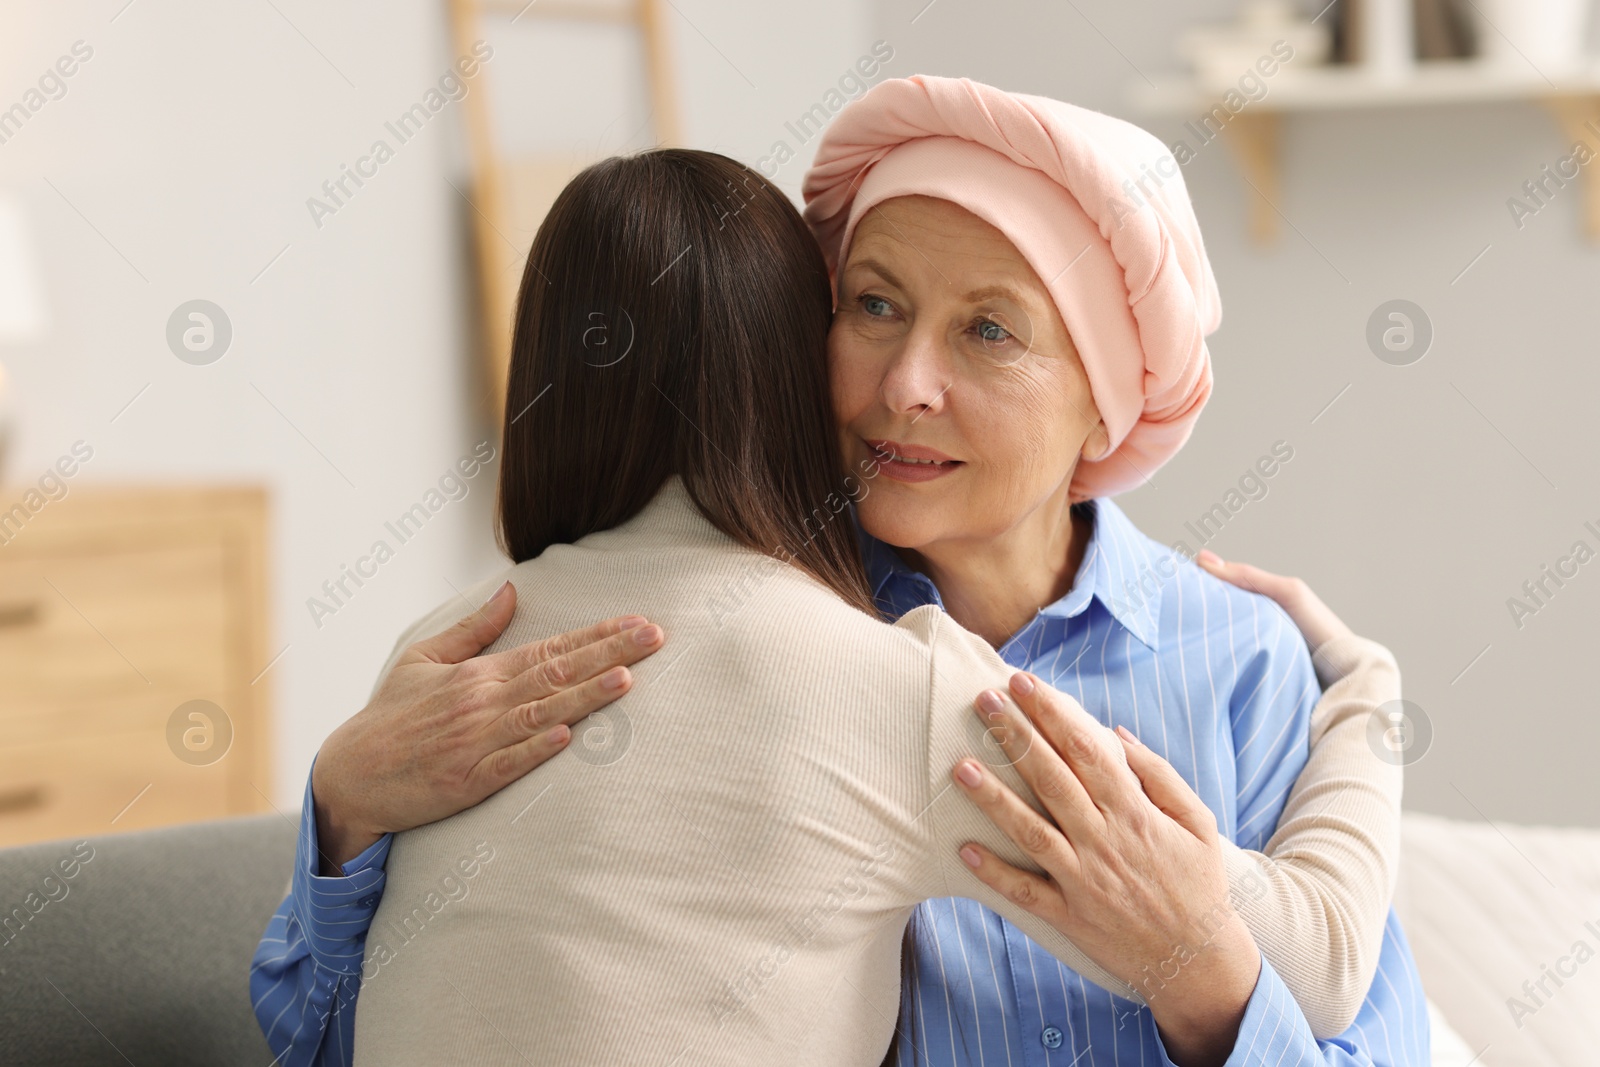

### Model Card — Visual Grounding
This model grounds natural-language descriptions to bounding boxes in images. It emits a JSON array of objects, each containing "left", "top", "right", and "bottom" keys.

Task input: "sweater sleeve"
[{"left": 1219, "top": 633, "right": 1404, "bottom": 1039}]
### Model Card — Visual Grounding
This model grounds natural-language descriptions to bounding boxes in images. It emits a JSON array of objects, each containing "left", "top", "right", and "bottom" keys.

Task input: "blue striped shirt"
[
  {"left": 250, "top": 496, "right": 1429, "bottom": 1066},
  {"left": 867, "top": 499, "right": 1428, "bottom": 1066},
  {"left": 251, "top": 770, "right": 388, "bottom": 1064}
]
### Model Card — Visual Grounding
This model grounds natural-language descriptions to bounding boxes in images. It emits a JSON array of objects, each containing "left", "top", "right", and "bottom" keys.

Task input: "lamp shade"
[{"left": 0, "top": 191, "right": 47, "bottom": 343}]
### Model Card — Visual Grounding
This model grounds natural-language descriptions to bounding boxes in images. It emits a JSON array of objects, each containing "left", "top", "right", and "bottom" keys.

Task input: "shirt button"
[{"left": 1041, "top": 1026, "right": 1063, "bottom": 1049}]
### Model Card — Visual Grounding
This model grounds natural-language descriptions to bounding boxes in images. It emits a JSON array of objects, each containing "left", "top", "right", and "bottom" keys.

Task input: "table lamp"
[{"left": 0, "top": 190, "right": 49, "bottom": 485}]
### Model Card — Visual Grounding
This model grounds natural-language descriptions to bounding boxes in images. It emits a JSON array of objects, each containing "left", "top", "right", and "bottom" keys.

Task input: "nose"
[{"left": 879, "top": 326, "right": 951, "bottom": 420}]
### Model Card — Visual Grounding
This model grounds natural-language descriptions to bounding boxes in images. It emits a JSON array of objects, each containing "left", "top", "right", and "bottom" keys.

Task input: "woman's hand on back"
[{"left": 311, "top": 581, "right": 664, "bottom": 873}]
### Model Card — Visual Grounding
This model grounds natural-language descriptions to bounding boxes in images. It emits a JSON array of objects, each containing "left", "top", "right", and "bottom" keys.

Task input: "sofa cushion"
[
  {"left": 0, "top": 814, "right": 296, "bottom": 1066},
  {"left": 5, "top": 806, "right": 1596, "bottom": 1065},
  {"left": 1396, "top": 811, "right": 1600, "bottom": 1067}
]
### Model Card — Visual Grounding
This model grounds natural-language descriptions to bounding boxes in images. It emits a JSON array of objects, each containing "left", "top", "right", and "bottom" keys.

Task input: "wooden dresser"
[{"left": 0, "top": 486, "right": 273, "bottom": 848}]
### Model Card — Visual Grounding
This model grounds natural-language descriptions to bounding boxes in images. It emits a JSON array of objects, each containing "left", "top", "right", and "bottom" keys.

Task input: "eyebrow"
[
  {"left": 845, "top": 260, "right": 1030, "bottom": 307},
  {"left": 962, "top": 284, "right": 1029, "bottom": 305},
  {"left": 842, "top": 257, "right": 908, "bottom": 292}
]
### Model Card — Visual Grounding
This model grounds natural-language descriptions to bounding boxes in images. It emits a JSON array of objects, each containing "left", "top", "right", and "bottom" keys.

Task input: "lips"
[{"left": 865, "top": 438, "right": 963, "bottom": 484}]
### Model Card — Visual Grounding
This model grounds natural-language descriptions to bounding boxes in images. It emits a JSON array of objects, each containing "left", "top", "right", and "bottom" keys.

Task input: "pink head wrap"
[{"left": 802, "top": 75, "right": 1221, "bottom": 501}]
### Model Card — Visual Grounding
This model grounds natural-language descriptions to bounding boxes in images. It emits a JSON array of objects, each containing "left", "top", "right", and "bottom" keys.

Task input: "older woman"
[
  {"left": 801, "top": 78, "right": 1424, "bottom": 1065},
  {"left": 253, "top": 79, "right": 1427, "bottom": 1066}
]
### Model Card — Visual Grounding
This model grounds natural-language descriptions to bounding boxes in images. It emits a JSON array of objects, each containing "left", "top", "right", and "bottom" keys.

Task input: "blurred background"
[{"left": 0, "top": 0, "right": 1595, "bottom": 844}]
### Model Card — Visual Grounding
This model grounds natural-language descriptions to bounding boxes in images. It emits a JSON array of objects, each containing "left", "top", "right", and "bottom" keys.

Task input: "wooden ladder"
[{"left": 444, "top": 0, "right": 680, "bottom": 421}]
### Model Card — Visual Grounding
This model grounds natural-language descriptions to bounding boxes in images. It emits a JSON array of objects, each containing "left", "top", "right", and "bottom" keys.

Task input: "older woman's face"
[{"left": 829, "top": 195, "right": 1109, "bottom": 554}]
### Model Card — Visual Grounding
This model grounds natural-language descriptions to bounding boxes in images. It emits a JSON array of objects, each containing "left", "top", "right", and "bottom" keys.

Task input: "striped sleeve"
[
  {"left": 1154, "top": 910, "right": 1431, "bottom": 1066},
  {"left": 249, "top": 762, "right": 393, "bottom": 1067}
]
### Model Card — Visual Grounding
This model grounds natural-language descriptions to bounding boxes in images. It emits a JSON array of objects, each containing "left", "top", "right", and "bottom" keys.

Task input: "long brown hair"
[{"left": 496, "top": 149, "right": 876, "bottom": 617}]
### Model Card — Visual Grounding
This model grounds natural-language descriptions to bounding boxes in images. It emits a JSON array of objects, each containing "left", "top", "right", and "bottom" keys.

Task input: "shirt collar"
[{"left": 857, "top": 496, "right": 1165, "bottom": 652}]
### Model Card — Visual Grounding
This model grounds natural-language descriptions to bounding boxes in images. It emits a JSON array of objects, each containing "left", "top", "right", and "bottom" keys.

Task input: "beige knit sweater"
[{"left": 351, "top": 477, "right": 1401, "bottom": 1064}]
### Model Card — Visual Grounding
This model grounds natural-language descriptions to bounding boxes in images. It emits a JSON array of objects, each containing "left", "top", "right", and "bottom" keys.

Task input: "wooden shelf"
[
  {"left": 1128, "top": 60, "right": 1600, "bottom": 243},
  {"left": 1133, "top": 59, "right": 1600, "bottom": 112}
]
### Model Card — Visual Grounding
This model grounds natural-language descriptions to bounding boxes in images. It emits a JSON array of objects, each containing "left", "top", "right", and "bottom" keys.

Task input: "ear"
[
  {"left": 1082, "top": 418, "right": 1111, "bottom": 463},
  {"left": 1070, "top": 375, "right": 1111, "bottom": 463}
]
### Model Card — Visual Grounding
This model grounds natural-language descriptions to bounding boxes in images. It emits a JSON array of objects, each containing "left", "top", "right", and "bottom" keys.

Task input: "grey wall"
[
  {"left": 0, "top": 0, "right": 503, "bottom": 809},
  {"left": 873, "top": 0, "right": 1600, "bottom": 827},
  {"left": 7, "top": 0, "right": 1590, "bottom": 824}
]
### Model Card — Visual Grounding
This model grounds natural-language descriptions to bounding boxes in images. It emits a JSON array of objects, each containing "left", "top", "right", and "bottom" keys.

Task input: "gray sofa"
[
  {"left": 0, "top": 815, "right": 296, "bottom": 1066},
  {"left": 4, "top": 810, "right": 1598, "bottom": 1066}
]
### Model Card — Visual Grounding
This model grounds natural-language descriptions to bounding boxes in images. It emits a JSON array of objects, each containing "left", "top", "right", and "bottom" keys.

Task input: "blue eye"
[
  {"left": 976, "top": 319, "right": 1011, "bottom": 343},
  {"left": 861, "top": 295, "right": 893, "bottom": 317}
]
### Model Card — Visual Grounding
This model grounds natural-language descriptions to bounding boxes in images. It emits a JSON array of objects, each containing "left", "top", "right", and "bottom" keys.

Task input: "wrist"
[
  {"left": 1148, "top": 923, "right": 1260, "bottom": 1067},
  {"left": 310, "top": 751, "right": 381, "bottom": 875}
]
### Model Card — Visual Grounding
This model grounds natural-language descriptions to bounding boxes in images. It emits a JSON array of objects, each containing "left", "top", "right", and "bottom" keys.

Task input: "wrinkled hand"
[
  {"left": 312, "top": 581, "right": 663, "bottom": 872},
  {"left": 952, "top": 674, "right": 1259, "bottom": 1067}
]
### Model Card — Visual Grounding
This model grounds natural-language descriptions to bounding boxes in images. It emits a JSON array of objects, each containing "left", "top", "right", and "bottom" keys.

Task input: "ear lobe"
[{"left": 1082, "top": 420, "right": 1112, "bottom": 463}]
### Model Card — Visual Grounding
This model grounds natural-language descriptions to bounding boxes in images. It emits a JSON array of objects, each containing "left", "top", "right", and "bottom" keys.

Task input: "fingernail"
[
  {"left": 1196, "top": 549, "right": 1221, "bottom": 567},
  {"left": 955, "top": 761, "right": 983, "bottom": 788},
  {"left": 547, "top": 724, "right": 570, "bottom": 745},
  {"left": 601, "top": 666, "right": 629, "bottom": 690},
  {"left": 484, "top": 581, "right": 512, "bottom": 606},
  {"left": 1115, "top": 724, "right": 1141, "bottom": 746},
  {"left": 634, "top": 624, "right": 662, "bottom": 646},
  {"left": 1009, "top": 673, "right": 1034, "bottom": 696},
  {"left": 977, "top": 690, "right": 1005, "bottom": 716},
  {"left": 959, "top": 846, "right": 982, "bottom": 869},
  {"left": 618, "top": 616, "right": 648, "bottom": 630}
]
